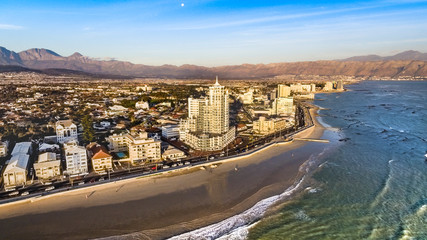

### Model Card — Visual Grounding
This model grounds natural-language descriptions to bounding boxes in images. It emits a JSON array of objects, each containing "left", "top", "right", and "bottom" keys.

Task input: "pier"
[{"left": 293, "top": 138, "right": 330, "bottom": 143}]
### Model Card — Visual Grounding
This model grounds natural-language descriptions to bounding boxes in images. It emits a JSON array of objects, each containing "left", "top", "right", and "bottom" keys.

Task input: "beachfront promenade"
[{"left": 0, "top": 102, "right": 316, "bottom": 206}]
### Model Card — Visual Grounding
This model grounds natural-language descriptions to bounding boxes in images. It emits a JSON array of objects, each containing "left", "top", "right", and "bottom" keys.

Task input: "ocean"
[{"left": 171, "top": 81, "right": 427, "bottom": 239}]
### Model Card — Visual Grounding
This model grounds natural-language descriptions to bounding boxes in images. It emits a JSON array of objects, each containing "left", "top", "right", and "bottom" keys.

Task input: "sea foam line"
[{"left": 168, "top": 177, "right": 305, "bottom": 240}]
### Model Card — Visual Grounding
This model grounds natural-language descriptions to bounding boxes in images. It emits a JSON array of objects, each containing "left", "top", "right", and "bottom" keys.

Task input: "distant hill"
[
  {"left": 0, "top": 65, "right": 132, "bottom": 79},
  {"left": 341, "top": 50, "right": 427, "bottom": 61},
  {"left": 1, "top": 46, "right": 426, "bottom": 79}
]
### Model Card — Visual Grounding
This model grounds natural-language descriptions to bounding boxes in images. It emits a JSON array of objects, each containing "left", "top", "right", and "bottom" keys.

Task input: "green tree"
[{"left": 82, "top": 115, "right": 95, "bottom": 143}]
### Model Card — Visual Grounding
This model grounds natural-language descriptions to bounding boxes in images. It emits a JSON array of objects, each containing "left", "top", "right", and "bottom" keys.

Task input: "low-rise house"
[
  {"left": 34, "top": 152, "right": 61, "bottom": 180},
  {"left": 39, "top": 143, "right": 60, "bottom": 153},
  {"left": 135, "top": 101, "right": 149, "bottom": 110},
  {"left": 108, "top": 105, "right": 129, "bottom": 116},
  {"left": 162, "top": 145, "right": 186, "bottom": 161}
]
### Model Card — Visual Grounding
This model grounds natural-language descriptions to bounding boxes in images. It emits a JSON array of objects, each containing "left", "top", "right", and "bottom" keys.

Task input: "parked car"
[
  {"left": 45, "top": 186, "right": 55, "bottom": 191},
  {"left": 21, "top": 191, "right": 29, "bottom": 196},
  {"left": 9, "top": 191, "right": 19, "bottom": 196}
]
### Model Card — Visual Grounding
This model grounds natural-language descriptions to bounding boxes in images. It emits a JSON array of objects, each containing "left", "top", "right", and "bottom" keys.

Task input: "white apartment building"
[
  {"left": 188, "top": 97, "right": 208, "bottom": 119},
  {"left": 161, "top": 125, "right": 180, "bottom": 139},
  {"left": 56, "top": 120, "right": 78, "bottom": 144},
  {"left": 108, "top": 132, "right": 161, "bottom": 165},
  {"left": 253, "top": 116, "right": 290, "bottom": 135},
  {"left": 290, "top": 83, "right": 315, "bottom": 93},
  {"left": 179, "top": 77, "right": 235, "bottom": 151},
  {"left": 336, "top": 80, "right": 344, "bottom": 90},
  {"left": 238, "top": 88, "right": 254, "bottom": 104},
  {"left": 34, "top": 152, "right": 61, "bottom": 180},
  {"left": 64, "top": 141, "right": 88, "bottom": 176},
  {"left": 278, "top": 84, "right": 291, "bottom": 98},
  {"left": 271, "top": 97, "right": 294, "bottom": 116},
  {"left": 324, "top": 82, "right": 333, "bottom": 91}
]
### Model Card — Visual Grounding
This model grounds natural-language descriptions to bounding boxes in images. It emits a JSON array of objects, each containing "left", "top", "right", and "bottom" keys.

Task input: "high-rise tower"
[{"left": 179, "top": 77, "right": 235, "bottom": 151}]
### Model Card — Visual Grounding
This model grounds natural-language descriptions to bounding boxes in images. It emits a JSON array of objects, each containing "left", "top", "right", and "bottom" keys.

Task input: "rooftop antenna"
[{"left": 215, "top": 76, "right": 219, "bottom": 85}]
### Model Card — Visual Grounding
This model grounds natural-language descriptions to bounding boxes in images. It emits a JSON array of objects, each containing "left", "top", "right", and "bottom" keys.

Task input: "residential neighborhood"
[{"left": 0, "top": 73, "right": 345, "bottom": 198}]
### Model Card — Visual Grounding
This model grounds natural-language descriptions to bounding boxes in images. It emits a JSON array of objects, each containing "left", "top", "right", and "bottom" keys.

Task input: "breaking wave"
[{"left": 168, "top": 177, "right": 306, "bottom": 240}]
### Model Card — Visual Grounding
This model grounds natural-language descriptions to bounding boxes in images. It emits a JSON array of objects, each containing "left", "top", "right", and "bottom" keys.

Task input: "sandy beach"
[{"left": 0, "top": 107, "right": 326, "bottom": 240}]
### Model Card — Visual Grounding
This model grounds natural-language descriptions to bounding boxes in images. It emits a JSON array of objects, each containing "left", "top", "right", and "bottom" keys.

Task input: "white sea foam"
[
  {"left": 309, "top": 188, "right": 320, "bottom": 194},
  {"left": 294, "top": 210, "right": 311, "bottom": 221},
  {"left": 416, "top": 204, "right": 427, "bottom": 215},
  {"left": 168, "top": 177, "right": 306, "bottom": 240},
  {"left": 316, "top": 116, "right": 333, "bottom": 129},
  {"left": 370, "top": 159, "right": 395, "bottom": 209}
]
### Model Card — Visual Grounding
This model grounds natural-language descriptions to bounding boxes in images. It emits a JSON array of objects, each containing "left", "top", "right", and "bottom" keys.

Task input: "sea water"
[
  {"left": 171, "top": 81, "right": 427, "bottom": 239},
  {"left": 247, "top": 81, "right": 427, "bottom": 239}
]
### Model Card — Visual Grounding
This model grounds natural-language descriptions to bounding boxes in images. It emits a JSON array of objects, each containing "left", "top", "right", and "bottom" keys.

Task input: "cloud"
[
  {"left": 169, "top": 4, "right": 385, "bottom": 30},
  {"left": 0, "top": 24, "right": 24, "bottom": 30}
]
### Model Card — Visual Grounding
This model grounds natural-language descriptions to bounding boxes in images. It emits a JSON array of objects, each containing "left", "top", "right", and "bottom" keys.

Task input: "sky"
[{"left": 1, "top": 0, "right": 427, "bottom": 66}]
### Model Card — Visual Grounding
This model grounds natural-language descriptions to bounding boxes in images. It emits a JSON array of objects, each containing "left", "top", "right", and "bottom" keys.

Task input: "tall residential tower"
[{"left": 180, "top": 77, "right": 235, "bottom": 151}]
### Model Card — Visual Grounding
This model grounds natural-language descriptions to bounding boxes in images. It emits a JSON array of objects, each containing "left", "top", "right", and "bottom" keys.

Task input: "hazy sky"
[{"left": 1, "top": 0, "right": 427, "bottom": 66}]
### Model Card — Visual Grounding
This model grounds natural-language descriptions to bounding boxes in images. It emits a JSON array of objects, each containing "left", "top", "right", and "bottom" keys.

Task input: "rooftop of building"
[
  {"left": 11, "top": 142, "right": 31, "bottom": 156},
  {"left": 56, "top": 119, "right": 76, "bottom": 128},
  {"left": 38, "top": 152, "right": 57, "bottom": 162},
  {"left": 88, "top": 143, "right": 112, "bottom": 160},
  {"left": 4, "top": 154, "right": 29, "bottom": 172}
]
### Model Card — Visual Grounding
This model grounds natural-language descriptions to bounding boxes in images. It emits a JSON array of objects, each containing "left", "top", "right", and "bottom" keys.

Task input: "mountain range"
[{"left": 1, "top": 46, "right": 426, "bottom": 79}]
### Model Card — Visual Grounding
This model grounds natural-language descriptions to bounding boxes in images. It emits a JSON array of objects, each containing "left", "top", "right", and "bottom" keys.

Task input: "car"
[
  {"left": 9, "top": 191, "right": 19, "bottom": 196},
  {"left": 21, "top": 191, "right": 29, "bottom": 196},
  {"left": 210, "top": 157, "right": 215, "bottom": 160},
  {"left": 78, "top": 182, "right": 85, "bottom": 186},
  {"left": 45, "top": 186, "right": 55, "bottom": 191},
  {"left": 98, "top": 177, "right": 105, "bottom": 181}
]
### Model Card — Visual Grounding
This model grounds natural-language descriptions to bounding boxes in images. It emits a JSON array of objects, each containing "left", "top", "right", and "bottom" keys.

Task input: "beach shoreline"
[{"left": 0, "top": 105, "right": 326, "bottom": 240}]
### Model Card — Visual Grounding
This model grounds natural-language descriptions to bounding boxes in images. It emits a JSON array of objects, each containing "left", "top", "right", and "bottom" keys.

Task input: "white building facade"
[
  {"left": 56, "top": 120, "right": 78, "bottom": 144},
  {"left": 34, "top": 152, "right": 61, "bottom": 180},
  {"left": 161, "top": 125, "right": 180, "bottom": 139},
  {"left": 3, "top": 142, "right": 32, "bottom": 188},
  {"left": 107, "top": 132, "right": 161, "bottom": 165},
  {"left": 271, "top": 97, "right": 294, "bottom": 116},
  {"left": 180, "top": 77, "right": 235, "bottom": 151},
  {"left": 64, "top": 141, "right": 88, "bottom": 176}
]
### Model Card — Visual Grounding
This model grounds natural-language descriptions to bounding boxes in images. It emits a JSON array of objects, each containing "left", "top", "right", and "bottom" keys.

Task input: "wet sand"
[{"left": 0, "top": 108, "right": 326, "bottom": 240}]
